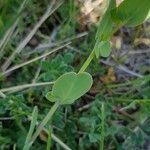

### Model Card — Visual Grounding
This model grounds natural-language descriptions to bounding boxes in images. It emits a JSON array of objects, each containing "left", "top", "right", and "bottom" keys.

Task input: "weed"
[{"left": 0, "top": 0, "right": 150, "bottom": 149}]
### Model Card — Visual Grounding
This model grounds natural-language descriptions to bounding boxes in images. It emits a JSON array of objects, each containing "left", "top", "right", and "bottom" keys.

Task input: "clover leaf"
[
  {"left": 94, "top": 41, "right": 111, "bottom": 58},
  {"left": 46, "top": 72, "right": 93, "bottom": 104},
  {"left": 111, "top": 0, "right": 150, "bottom": 27}
]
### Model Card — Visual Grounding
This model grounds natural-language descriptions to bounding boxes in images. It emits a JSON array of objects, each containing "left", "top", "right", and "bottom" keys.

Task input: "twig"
[
  {"left": 51, "top": 133, "right": 72, "bottom": 150},
  {"left": 1, "top": 43, "right": 70, "bottom": 77},
  {"left": 0, "top": 0, "right": 29, "bottom": 59},
  {"left": 0, "top": 22, "right": 17, "bottom": 59},
  {"left": 66, "top": 45, "right": 87, "bottom": 55},
  {"left": 43, "top": 128, "right": 72, "bottom": 150},
  {"left": 25, "top": 32, "right": 88, "bottom": 55},
  {"left": 122, "top": 49, "right": 150, "bottom": 55},
  {"left": 0, "top": 82, "right": 54, "bottom": 93},
  {"left": 2, "top": 0, "right": 63, "bottom": 71},
  {"left": 0, "top": 117, "right": 14, "bottom": 121},
  {"left": 35, "top": 32, "right": 88, "bottom": 50},
  {"left": 77, "top": 102, "right": 93, "bottom": 112},
  {"left": 100, "top": 60, "right": 143, "bottom": 78},
  {"left": 118, "top": 64, "right": 143, "bottom": 78},
  {"left": 113, "top": 107, "right": 135, "bottom": 120},
  {"left": 0, "top": 91, "right": 6, "bottom": 98}
]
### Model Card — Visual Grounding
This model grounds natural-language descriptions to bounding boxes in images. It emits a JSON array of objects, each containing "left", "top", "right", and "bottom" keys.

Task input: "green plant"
[
  {"left": 46, "top": 72, "right": 93, "bottom": 104},
  {"left": 0, "top": 0, "right": 150, "bottom": 149},
  {"left": 23, "top": 106, "right": 38, "bottom": 150},
  {"left": 24, "top": 0, "right": 150, "bottom": 149}
]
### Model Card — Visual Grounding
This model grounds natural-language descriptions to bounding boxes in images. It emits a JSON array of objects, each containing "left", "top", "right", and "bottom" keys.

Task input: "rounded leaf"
[
  {"left": 94, "top": 41, "right": 111, "bottom": 58},
  {"left": 46, "top": 72, "right": 93, "bottom": 104},
  {"left": 111, "top": 0, "right": 150, "bottom": 27}
]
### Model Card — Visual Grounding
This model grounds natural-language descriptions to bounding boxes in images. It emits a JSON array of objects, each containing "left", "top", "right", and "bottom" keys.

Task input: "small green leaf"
[
  {"left": 46, "top": 72, "right": 93, "bottom": 104},
  {"left": 111, "top": 0, "right": 150, "bottom": 27},
  {"left": 94, "top": 41, "right": 111, "bottom": 58}
]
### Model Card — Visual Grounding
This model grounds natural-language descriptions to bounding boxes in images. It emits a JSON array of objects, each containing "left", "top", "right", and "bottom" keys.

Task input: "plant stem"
[
  {"left": 100, "top": 102, "right": 105, "bottom": 150},
  {"left": 78, "top": 50, "right": 95, "bottom": 73},
  {"left": 78, "top": 24, "right": 122, "bottom": 74},
  {"left": 46, "top": 127, "right": 52, "bottom": 150},
  {"left": 23, "top": 106, "right": 38, "bottom": 150},
  {"left": 29, "top": 101, "right": 60, "bottom": 147}
]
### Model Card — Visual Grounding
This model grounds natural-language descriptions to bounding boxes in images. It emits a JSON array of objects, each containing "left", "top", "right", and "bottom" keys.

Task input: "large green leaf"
[
  {"left": 111, "top": 0, "right": 150, "bottom": 27},
  {"left": 46, "top": 72, "right": 93, "bottom": 104},
  {"left": 96, "top": 0, "right": 116, "bottom": 41},
  {"left": 94, "top": 41, "right": 111, "bottom": 58}
]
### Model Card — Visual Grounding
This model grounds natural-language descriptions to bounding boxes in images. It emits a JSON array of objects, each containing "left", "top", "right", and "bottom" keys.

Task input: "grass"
[
  {"left": 0, "top": 0, "right": 150, "bottom": 150},
  {"left": 99, "top": 103, "right": 105, "bottom": 150}
]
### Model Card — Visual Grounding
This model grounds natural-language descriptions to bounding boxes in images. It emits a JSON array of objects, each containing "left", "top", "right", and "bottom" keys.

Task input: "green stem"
[
  {"left": 46, "top": 127, "right": 52, "bottom": 150},
  {"left": 29, "top": 102, "right": 60, "bottom": 147},
  {"left": 100, "top": 102, "right": 105, "bottom": 150},
  {"left": 23, "top": 106, "right": 38, "bottom": 150},
  {"left": 78, "top": 24, "right": 122, "bottom": 74},
  {"left": 78, "top": 50, "right": 95, "bottom": 73}
]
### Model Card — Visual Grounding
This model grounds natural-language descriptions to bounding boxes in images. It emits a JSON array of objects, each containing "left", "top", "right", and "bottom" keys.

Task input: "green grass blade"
[
  {"left": 23, "top": 106, "right": 38, "bottom": 150},
  {"left": 47, "top": 127, "right": 52, "bottom": 150},
  {"left": 100, "top": 102, "right": 105, "bottom": 150}
]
